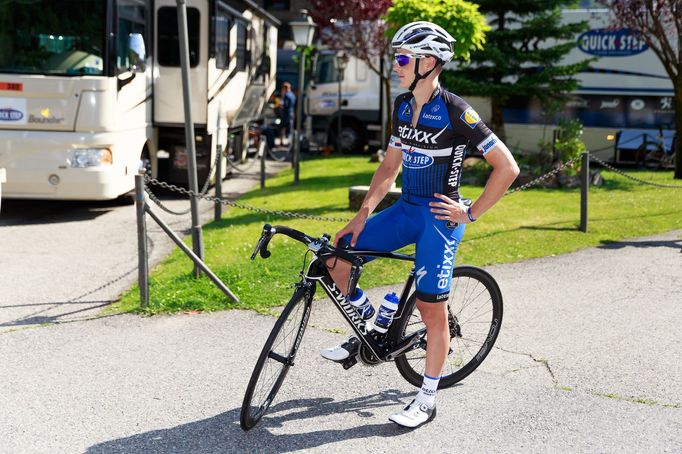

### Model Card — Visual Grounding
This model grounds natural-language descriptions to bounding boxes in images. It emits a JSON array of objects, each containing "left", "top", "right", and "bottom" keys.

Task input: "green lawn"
[{"left": 111, "top": 156, "right": 682, "bottom": 314}]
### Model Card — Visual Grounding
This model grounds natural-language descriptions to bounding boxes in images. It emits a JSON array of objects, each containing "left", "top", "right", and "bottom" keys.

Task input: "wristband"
[{"left": 467, "top": 206, "right": 476, "bottom": 223}]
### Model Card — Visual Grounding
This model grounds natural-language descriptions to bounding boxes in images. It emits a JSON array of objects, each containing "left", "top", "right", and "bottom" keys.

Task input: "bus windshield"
[{"left": 0, "top": 0, "right": 107, "bottom": 76}]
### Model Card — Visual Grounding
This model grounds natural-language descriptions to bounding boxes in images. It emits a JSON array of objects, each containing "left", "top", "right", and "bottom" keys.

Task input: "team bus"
[{"left": 0, "top": 0, "right": 278, "bottom": 200}]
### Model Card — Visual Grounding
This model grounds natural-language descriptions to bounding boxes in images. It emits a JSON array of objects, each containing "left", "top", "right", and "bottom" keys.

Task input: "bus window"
[
  {"left": 214, "top": 6, "right": 231, "bottom": 69},
  {"left": 117, "top": 0, "right": 148, "bottom": 71},
  {"left": 236, "top": 21, "right": 248, "bottom": 71},
  {"left": 157, "top": 6, "right": 200, "bottom": 67}
]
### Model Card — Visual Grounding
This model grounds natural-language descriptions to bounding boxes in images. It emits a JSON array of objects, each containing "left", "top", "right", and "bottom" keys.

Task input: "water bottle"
[
  {"left": 372, "top": 292, "right": 400, "bottom": 333},
  {"left": 349, "top": 288, "right": 375, "bottom": 320}
]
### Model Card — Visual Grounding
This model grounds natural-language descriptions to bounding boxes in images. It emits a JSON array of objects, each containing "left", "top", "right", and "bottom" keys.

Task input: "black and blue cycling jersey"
[
  {"left": 389, "top": 85, "right": 498, "bottom": 202},
  {"left": 345, "top": 86, "right": 499, "bottom": 303}
]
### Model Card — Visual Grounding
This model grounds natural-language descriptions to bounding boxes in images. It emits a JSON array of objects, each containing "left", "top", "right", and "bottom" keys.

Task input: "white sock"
[{"left": 415, "top": 374, "right": 439, "bottom": 408}]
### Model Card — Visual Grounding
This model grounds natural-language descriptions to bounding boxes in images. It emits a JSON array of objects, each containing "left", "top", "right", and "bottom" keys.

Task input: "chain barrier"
[
  {"left": 227, "top": 151, "right": 260, "bottom": 173},
  {"left": 505, "top": 154, "right": 582, "bottom": 196},
  {"left": 143, "top": 148, "right": 679, "bottom": 223},
  {"left": 144, "top": 175, "right": 352, "bottom": 222},
  {"left": 588, "top": 154, "right": 682, "bottom": 188},
  {"left": 144, "top": 147, "right": 223, "bottom": 216}
]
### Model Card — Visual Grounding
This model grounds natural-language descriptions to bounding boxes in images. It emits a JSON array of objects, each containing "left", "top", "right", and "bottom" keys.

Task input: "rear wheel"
[
  {"left": 240, "top": 286, "right": 312, "bottom": 430},
  {"left": 394, "top": 266, "right": 503, "bottom": 389}
]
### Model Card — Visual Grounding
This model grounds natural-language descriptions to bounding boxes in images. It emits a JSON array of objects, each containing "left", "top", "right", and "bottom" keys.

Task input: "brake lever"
[{"left": 251, "top": 224, "right": 272, "bottom": 260}]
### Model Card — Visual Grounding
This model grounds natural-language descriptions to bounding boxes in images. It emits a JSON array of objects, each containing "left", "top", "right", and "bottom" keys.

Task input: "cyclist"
[{"left": 320, "top": 21, "right": 519, "bottom": 428}]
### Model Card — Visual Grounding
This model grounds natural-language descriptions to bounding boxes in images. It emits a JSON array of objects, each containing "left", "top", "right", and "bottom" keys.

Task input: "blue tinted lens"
[{"left": 395, "top": 55, "right": 410, "bottom": 66}]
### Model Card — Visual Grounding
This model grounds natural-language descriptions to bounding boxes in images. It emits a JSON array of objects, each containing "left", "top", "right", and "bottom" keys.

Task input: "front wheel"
[
  {"left": 394, "top": 266, "right": 503, "bottom": 389},
  {"left": 240, "top": 286, "right": 312, "bottom": 431}
]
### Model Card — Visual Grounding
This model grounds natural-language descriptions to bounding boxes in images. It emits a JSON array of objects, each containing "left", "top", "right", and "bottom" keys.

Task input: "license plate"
[{"left": 173, "top": 146, "right": 187, "bottom": 169}]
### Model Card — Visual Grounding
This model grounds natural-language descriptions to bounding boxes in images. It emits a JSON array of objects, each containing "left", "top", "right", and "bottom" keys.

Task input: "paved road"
[
  {"left": 1, "top": 227, "right": 680, "bottom": 453},
  {"left": 0, "top": 159, "right": 285, "bottom": 332}
]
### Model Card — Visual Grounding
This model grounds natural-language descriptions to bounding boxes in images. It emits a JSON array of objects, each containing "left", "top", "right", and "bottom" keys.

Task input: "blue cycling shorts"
[{"left": 343, "top": 195, "right": 465, "bottom": 303}]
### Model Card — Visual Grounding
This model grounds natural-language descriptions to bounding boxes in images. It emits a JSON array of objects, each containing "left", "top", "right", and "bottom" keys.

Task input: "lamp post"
[
  {"left": 289, "top": 10, "right": 316, "bottom": 185},
  {"left": 335, "top": 52, "right": 348, "bottom": 153}
]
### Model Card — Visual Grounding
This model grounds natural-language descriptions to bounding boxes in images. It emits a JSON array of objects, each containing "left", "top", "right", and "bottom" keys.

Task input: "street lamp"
[
  {"left": 290, "top": 10, "right": 316, "bottom": 185},
  {"left": 335, "top": 52, "right": 348, "bottom": 153}
]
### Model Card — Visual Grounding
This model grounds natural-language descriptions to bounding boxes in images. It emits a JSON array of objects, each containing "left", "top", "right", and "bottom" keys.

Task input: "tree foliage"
[
  {"left": 440, "top": 1, "right": 591, "bottom": 140},
  {"left": 385, "top": 0, "right": 489, "bottom": 61},
  {"left": 600, "top": 0, "right": 682, "bottom": 178}
]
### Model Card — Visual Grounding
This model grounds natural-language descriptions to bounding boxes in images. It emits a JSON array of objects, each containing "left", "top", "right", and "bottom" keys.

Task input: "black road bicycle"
[{"left": 240, "top": 223, "right": 503, "bottom": 431}]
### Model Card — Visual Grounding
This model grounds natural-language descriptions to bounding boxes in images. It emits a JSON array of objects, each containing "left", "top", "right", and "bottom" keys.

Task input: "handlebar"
[
  {"left": 251, "top": 223, "right": 364, "bottom": 296},
  {"left": 250, "top": 224, "right": 322, "bottom": 261},
  {"left": 252, "top": 221, "right": 356, "bottom": 260}
]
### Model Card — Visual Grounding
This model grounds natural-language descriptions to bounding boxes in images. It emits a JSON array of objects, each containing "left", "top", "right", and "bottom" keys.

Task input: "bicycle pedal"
[{"left": 341, "top": 355, "right": 358, "bottom": 370}]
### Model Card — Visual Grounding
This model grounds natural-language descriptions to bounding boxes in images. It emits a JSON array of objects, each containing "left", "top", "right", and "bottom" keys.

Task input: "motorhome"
[
  {"left": 0, "top": 0, "right": 278, "bottom": 201},
  {"left": 306, "top": 9, "right": 674, "bottom": 160}
]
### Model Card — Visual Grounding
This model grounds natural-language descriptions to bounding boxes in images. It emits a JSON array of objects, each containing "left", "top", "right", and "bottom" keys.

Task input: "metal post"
[
  {"left": 379, "top": 56, "right": 386, "bottom": 150},
  {"left": 293, "top": 47, "right": 306, "bottom": 185},
  {"left": 260, "top": 136, "right": 266, "bottom": 189},
  {"left": 135, "top": 175, "right": 149, "bottom": 307},
  {"left": 145, "top": 206, "right": 240, "bottom": 303},
  {"left": 176, "top": 0, "right": 204, "bottom": 276},
  {"left": 580, "top": 152, "right": 589, "bottom": 233},
  {"left": 337, "top": 68, "right": 342, "bottom": 153},
  {"left": 214, "top": 144, "right": 222, "bottom": 222}
]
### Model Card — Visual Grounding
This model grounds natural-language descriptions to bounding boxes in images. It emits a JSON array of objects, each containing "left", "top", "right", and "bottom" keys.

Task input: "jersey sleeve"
[
  {"left": 448, "top": 96, "right": 499, "bottom": 156},
  {"left": 388, "top": 95, "right": 403, "bottom": 149}
]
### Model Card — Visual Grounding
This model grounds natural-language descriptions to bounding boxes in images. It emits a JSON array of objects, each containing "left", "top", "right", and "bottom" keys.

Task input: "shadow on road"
[
  {"left": 0, "top": 199, "right": 121, "bottom": 226},
  {"left": 598, "top": 238, "right": 682, "bottom": 252},
  {"left": 86, "top": 390, "right": 420, "bottom": 453},
  {"left": 0, "top": 300, "right": 115, "bottom": 328}
]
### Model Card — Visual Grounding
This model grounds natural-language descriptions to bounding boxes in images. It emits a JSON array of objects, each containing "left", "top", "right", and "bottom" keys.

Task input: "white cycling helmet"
[{"left": 391, "top": 21, "right": 456, "bottom": 64}]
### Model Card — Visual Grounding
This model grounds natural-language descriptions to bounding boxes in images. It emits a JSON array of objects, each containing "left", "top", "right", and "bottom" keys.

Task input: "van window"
[
  {"left": 314, "top": 54, "right": 338, "bottom": 84},
  {"left": 157, "top": 6, "right": 200, "bottom": 67},
  {"left": 117, "top": 0, "right": 148, "bottom": 71}
]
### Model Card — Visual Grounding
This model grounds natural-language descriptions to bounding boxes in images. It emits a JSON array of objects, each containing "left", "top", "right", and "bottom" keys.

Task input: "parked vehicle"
[
  {"left": 305, "top": 9, "right": 674, "bottom": 159},
  {"left": 306, "top": 49, "right": 401, "bottom": 153},
  {"left": 496, "top": 8, "right": 675, "bottom": 160},
  {"left": 0, "top": 0, "right": 278, "bottom": 201}
]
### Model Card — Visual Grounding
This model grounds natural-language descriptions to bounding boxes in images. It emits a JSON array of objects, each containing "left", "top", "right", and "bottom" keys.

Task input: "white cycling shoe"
[
  {"left": 389, "top": 399, "right": 437, "bottom": 428},
  {"left": 320, "top": 337, "right": 359, "bottom": 362}
]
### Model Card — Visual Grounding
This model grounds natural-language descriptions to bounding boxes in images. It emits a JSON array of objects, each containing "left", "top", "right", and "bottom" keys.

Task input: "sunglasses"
[{"left": 394, "top": 54, "right": 424, "bottom": 67}]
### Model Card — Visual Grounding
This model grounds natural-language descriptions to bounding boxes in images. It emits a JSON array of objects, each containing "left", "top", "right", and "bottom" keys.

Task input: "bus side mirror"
[{"left": 128, "top": 33, "right": 146, "bottom": 72}]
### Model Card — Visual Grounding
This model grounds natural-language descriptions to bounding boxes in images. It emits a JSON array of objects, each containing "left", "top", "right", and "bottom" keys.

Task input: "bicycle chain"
[{"left": 588, "top": 154, "right": 682, "bottom": 188}]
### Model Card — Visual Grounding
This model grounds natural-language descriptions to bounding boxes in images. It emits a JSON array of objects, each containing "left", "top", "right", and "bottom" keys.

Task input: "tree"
[
  {"left": 601, "top": 0, "right": 682, "bottom": 179},
  {"left": 308, "top": 0, "right": 488, "bottom": 148},
  {"left": 440, "top": 1, "right": 591, "bottom": 143}
]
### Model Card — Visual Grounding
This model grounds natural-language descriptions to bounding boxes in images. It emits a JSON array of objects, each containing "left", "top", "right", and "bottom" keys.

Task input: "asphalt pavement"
[
  {"left": 0, "top": 158, "right": 287, "bottom": 332},
  {"left": 1, "top": 226, "right": 680, "bottom": 453}
]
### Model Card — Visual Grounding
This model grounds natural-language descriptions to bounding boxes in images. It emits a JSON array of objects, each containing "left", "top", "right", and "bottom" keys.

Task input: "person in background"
[{"left": 279, "top": 81, "right": 296, "bottom": 146}]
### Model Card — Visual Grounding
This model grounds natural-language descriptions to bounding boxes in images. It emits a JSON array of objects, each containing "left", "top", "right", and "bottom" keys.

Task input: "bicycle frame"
[{"left": 252, "top": 224, "right": 428, "bottom": 364}]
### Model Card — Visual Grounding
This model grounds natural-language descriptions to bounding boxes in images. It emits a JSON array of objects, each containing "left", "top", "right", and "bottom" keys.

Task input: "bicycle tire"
[
  {"left": 394, "top": 266, "right": 503, "bottom": 389},
  {"left": 240, "top": 287, "right": 312, "bottom": 430},
  {"left": 266, "top": 142, "right": 291, "bottom": 162}
]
